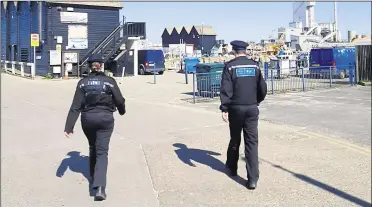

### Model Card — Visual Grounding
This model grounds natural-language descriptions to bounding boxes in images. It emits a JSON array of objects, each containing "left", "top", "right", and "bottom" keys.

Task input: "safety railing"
[
  {"left": 263, "top": 65, "right": 356, "bottom": 94},
  {"left": 185, "top": 65, "right": 356, "bottom": 104},
  {"left": 79, "top": 21, "right": 124, "bottom": 67},
  {"left": 1, "top": 60, "right": 35, "bottom": 79}
]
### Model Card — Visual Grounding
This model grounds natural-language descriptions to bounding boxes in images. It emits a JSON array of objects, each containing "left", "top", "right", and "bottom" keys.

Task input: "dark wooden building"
[
  {"left": 355, "top": 38, "right": 372, "bottom": 83},
  {"left": 1, "top": 1, "right": 146, "bottom": 77},
  {"left": 161, "top": 25, "right": 217, "bottom": 55}
]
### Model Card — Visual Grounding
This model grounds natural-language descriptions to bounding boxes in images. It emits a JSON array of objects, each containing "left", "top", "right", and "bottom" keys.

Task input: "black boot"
[
  {"left": 95, "top": 186, "right": 107, "bottom": 201},
  {"left": 225, "top": 162, "right": 237, "bottom": 176},
  {"left": 246, "top": 180, "right": 257, "bottom": 190}
]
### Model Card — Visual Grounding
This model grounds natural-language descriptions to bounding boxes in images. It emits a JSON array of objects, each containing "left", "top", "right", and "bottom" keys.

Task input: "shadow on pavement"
[
  {"left": 259, "top": 158, "right": 371, "bottom": 207},
  {"left": 56, "top": 151, "right": 95, "bottom": 197},
  {"left": 173, "top": 143, "right": 246, "bottom": 187}
]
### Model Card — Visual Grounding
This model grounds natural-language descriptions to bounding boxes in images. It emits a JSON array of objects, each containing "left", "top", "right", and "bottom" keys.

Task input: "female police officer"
[{"left": 64, "top": 54, "right": 126, "bottom": 200}]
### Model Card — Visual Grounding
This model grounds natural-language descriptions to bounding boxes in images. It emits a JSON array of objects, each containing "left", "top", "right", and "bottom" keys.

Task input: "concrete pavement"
[{"left": 1, "top": 72, "right": 371, "bottom": 206}]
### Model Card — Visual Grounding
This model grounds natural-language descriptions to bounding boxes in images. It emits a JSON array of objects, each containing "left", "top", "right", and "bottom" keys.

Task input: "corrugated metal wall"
[
  {"left": 3, "top": 2, "right": 120, "bottom": 76},
  {"left": 9, "top": 2, "right": 18, "bottom": 61},
  {"left": 356, "top": 45, "right": 371, "bottom": 82},
  {"left": 46, "top": 3, "right": 119, "bottom": 58},
  {"left": 199, "top": 36, "right": 216, "bottom": 55},
  {"left": 19, "top": 2, "right": 31, "bottom": 62},
  {"left": 42, "top": 3, "right": 120, "bottom": 75},
  {"left": 1, "top": 2, "right": 7, "bottom": 60},
  {"left": 167, "top": 32, "right": 182, "bottom": 45},
  {"left": 30, "top": 2, "right": 39, "bottom": 35},
  {"left": 34, "top": 2, "right": 48, "bottom": 76}
]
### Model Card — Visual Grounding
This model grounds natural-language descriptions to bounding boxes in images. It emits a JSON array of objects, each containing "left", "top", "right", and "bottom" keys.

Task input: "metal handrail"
[
  {"left": 79, "top": 21, "right": 124, "bottom": 66},
  {"left": 79, "top": 19, "right": 147, "bottom": 66},
  {"left": 95, "top": 24, "right": 124, "bottom": 53},
  {"left": 103, "top": 36, "right": 129, "bottom": 62}
]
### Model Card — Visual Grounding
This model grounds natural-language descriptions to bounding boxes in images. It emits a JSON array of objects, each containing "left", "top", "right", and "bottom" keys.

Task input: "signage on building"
[
  {"left": 50, "top": 50, "right": 62, "bottom": 65},
  {"left": 68, "top": 25, "right": 88, "bottom": 49},
  {"left": 60, "top": 12, "right": 88, "bottom": 23},
  {"left": 63, "top": 52, "right": 78, "bottom": 63},
  {"left": 56, "top": 44, "right": 62, "bottom": 52},
  {"left": 31, "top": 34, "right": 39, "bottom": 47}
]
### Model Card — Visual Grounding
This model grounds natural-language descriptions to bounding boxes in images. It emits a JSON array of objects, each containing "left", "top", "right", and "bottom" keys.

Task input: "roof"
[
  {"left": 354, "top": 37, "right": 372, "bottom": 46},
  {"left": 47, "top": 1, "right": 122, "bottom": 8},
  {"left": 175, "top": 27, "right": 183, "bottom": 33},
  {"left": 183, "top": 26, "right": 193, "bottom": 33},
  {"left": 194, "top": 25, "right": 216, "bottom": 36},
  {"left": 166, "top": 28, "right": 173, "bottom": 34},
  {"left": 162, "top": 25, "right": 216, "bottom": 36}
]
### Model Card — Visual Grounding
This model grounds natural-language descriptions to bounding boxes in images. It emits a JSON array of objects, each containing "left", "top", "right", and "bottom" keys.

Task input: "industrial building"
[
  {"left": 355, "top": 38, "right": 372, "bottom": 83},
  {"left": 161, "top": 25, "right": 216, "bottom": 55},
  {"left": 1, "top": 1, "right": 146, "bottom": 77}
]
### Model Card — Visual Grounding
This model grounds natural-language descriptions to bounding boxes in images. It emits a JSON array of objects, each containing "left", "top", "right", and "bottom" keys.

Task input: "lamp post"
[{"left": 201, "top": 22, "right": 204, "bottom": 55}]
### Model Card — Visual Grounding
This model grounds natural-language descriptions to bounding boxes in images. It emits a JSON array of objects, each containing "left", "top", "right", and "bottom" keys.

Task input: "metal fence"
[
  {"left": 186, "top": 65, "right": 356, "bottom": 104},
  {"left": 1, "top": 60, "right": 35, "bottom": 79}
]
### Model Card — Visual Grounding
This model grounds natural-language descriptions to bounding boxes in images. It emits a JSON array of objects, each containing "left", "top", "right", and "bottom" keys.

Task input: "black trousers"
[
  {"left": 81, "top": 111, "right": 114, "bottom": 188},
  {"left": 226, "top": 105, "right": 259, "bottom": 181}
]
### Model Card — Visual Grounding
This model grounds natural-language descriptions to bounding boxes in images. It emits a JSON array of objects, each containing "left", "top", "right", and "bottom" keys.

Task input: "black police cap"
[
  {"left": 88, "top": 54, "right": 104, "bottom": 63},
  {"left": 230, "top": 40, "right": 248, "bottom": 51}
]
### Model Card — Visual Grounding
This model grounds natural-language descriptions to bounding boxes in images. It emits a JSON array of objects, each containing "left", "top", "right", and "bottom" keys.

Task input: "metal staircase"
[{"left": 79, "top": 18, "right": 146, "bottom": 75}]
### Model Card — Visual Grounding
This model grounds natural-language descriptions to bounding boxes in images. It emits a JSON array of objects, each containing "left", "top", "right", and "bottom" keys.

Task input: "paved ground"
[
  {"left": 1, "top": 72, "right": 371, "bottom": 207},
  {"left": 187, "top": 85, "right": 371, "bottom": 147}
]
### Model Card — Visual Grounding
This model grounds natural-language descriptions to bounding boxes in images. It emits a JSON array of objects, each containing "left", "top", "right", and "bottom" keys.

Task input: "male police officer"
[
  {"left": 64, "top": 54, "right": 126, "bottom": 200},
  {"left": 220, "top": 40, "right": 267, "bottom": 190}
]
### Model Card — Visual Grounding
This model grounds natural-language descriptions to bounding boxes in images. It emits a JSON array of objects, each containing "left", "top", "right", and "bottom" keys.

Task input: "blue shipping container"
[{"left": 309, "top": 47, "right": 356, "bottom": 78}]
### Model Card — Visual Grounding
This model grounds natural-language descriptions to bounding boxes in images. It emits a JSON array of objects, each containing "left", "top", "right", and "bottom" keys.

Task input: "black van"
[{"left": 138, "top": 49, "right": 165, "bottom": 75}]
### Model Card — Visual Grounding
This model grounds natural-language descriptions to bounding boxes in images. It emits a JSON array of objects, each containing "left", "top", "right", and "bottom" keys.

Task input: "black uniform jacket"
[
  {"left": 220, "top": 56, "right": 267, "bottom": 112},
  {"left": 64, "top": 71, "right": 126, "bottom": 133}
]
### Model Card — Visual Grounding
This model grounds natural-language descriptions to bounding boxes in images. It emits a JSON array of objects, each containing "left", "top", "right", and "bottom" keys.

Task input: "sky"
[{"left": 120, "top": 2, "right": 371, "bottom": 43}]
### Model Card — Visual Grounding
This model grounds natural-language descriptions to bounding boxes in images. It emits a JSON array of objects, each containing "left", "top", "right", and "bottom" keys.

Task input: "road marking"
[{"left": 296, "top": 130, "right": 371, "bottom": 156}]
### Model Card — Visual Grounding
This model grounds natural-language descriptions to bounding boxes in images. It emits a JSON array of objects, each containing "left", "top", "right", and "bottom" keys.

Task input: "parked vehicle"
[
  {"left": 138, "top": 49, "right": 165, "bottom": 75},
  {"left": 309, "top": 47, "right": 356, "bottom": 79}
]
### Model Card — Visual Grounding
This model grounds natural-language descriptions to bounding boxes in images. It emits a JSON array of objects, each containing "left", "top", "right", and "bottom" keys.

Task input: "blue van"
[
  {"left": 309, "top": 47, "right": 356, "bottom": 79},
  {"left": 138, "top": 49, "right": 165, "bottom": 75}
]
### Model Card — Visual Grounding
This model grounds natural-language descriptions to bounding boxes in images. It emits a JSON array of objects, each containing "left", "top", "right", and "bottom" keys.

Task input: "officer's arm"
[
  {"left": 111, "top": 79, "right": 126, "bottom": 115},
  {"left": 64, "top": 82, "right": 84, "bottom": 133},
  {"left": 219, "top": 64, "right": 233, "bottom": 112},
  {"left": 257, "top": 69, "right": 267, "bottom": 103}
]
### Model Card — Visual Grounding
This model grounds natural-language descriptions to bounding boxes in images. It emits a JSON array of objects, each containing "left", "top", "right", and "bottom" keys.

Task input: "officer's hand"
[
  {"left": 222, "top": 112, "right": 229, "bottom": 123},
  {"left": 64, "top": 132, "right": 73, "bottom": 138}
]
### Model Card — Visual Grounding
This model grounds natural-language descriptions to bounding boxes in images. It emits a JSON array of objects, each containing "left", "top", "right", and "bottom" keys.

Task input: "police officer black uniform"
[
  {"left": 64, "top": 54, "right": 126, "bottom": 200},
  {"left": 220, "top": 40, "right": 267, "bottom": 190}
]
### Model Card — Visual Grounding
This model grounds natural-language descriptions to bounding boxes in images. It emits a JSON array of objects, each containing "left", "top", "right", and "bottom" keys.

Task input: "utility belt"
[{"left": 82, "top": 105, "right": 115, "bottom": 113}]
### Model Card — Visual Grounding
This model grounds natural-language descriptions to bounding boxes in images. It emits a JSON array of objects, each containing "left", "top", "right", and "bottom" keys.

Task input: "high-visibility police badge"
[{"left": 236, "top": 67, "right": 256, "bottom": 77}]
